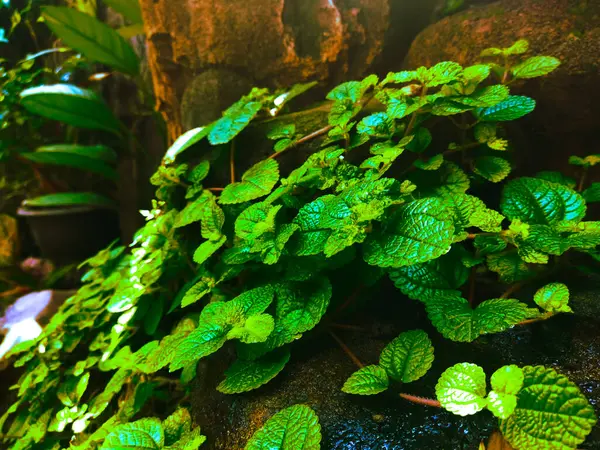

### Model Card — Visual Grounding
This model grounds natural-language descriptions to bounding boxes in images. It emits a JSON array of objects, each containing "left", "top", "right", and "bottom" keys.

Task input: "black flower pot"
[{"left": 17, "top": 203, "right": 120, "bottom": 265}]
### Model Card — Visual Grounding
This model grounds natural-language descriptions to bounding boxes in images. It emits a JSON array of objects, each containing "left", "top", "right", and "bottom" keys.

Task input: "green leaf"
[
  {"left": 436, "top": 363, "right": 487, "bottom": 416},
  {"left": 235, "top": 203, "right": 281, "bottom": 240},
  {"left": 167, "top": 429, "right": 206, "bottom": 450},
  {"left": 267, "top": 123, "right": 296, "bottom": 140},
  {"left": 231, "top": 285, "right": 276, "bottom": 317},
  {"left": 501, "top": 177, "right": 586, "bottom": 225},
  {"left": 491, "top": 365, "right": 524, "bottom": 396},
  {"left": 35, "top": 144, "right": 117, "bottom": 163},
  {"left": 357, "top": 113, "right": 394, "bottom": 138},
  {"left": 500, "top": 365, "right": 597, "bottom": 450},
  {"left": 569, "top": 154, "right": 600, "bottom": 168},
  {"left": 23, "top": 192, "right": 116, "bottom": 208},
  {"left": 103, "top": 0, "right": 143, "bottom": 24},
  {"left": 20, "top": 84, "right": 122, "bottom": 134},
  {"left": 379, "top": 330, "right": 434, "bottom": 383},
  {"left": 364, "top": 198, "right": 454, "bottom": 268},
  {"left": 21, "top": 150, "right": 117, "bottom": 180},
  {"left": 144, "top": 319, "right": 196, "bottom": 372},
  {"left": 163, "top": 408, "right": 192, "bottom": 445},
  {"left": 228, "top": 314, "right": 275, "bottom": 344},
  {"left": 537, "top": 171, "right": 577, "bottom": 189},
  {"left": 475, "top": 235, "right": 507, "bottom": 256},
  {"left": 245, "top": 405, "right": 321, "bottom": 450},
  {"left": 414, "top": 154, "right": 444, "bottom": 171},
  {"left": 406, "top": 127, "right": 432, "bottom": 153},
  {"left": 389, "top": 250, "right": 469, "bottom": 302},
  {"left": 473, "top": 156, "right": 511, "bottom": 183},
  {"left": 342, "top": 365, "right": 389, "bottom": 395},
  {"left": 426, "top": 297, "right": 535, "bottom": 342},
  {"left": 463, "top": 64, "right": 491, "bottom": 83},
  {"left": 583, "top": 183, "right": 600, "bottom": 203},
  {"left": 192, "top": 235, "right": 226, "bottom": 265},
  {"left": 382, "top": 70, "right": 419, "bottom": 85},
  {"left": 220, "top": 159, "right": 280, "bottom": 204},
  {"left": 201, "top": 197, "right": 225, "bottom": 240},
  {"left": 487, "top": 251, "right": 533, "bottom": 283},
  {"left": 512, "top": 56, "right": 561, "bottom": 79},
  {"left": 293, "top": 195, "right": 353, "bottom": 256},
  {"left": 455, "top": 85, "right": 510, "bottom": 108},
  {"left": 57, "top": 373, "right": 90, "bottom": 407},
  {"left": 327, "top": 81, "right": 368, "bottom": 103},
  {"left": 487, "top": 390, "right": 517, "bottom": 420},
  {"left": 163, "top": 127, "right": 210, "bottom": 164},
  {"left": 217, "top": 348, "right": 290, "bottom": 394},
  {"left": 276, "top": 277, "right": 331, "bottom": 334},
  {"left": 101, "top": 418, "right": 164, "bottom": 450},
  {"left": 42, "top": 6, "right": 139, "bottom": 75},
  {"left": 209, "top": 99, "right": 263, "bottom": 145},
  {"left": 475, "top": 96, "right": 536, "bottom": 122},
  {"left": 505, "top": 39, "right": 530, "bottom": 55},
  {"left": 533, "top": 282, "right": 572, "bottom": 313},
  {"left": 424, "top": 61, "right": 463, "bottom": 87}
]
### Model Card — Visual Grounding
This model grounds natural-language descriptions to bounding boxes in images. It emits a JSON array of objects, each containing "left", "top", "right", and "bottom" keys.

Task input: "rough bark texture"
[{"left": 138, "top": 0, "right": 439, "bottom": 142}]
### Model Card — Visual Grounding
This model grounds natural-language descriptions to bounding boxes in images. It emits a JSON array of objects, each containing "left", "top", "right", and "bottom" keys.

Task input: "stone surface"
[
  {"left": 138, "top": 0, "right": 441, "bottom": 141},
  {"left": 190, "top": 275, "right": 600, "bottom": 449},
  {"left": 404, "top": 0, "right": 600, "bottom": 175}
]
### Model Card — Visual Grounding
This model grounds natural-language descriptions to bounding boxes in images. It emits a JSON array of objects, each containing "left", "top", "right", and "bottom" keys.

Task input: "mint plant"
[{"left": 2, "top": 39, "right": 599, "bottom": 450}]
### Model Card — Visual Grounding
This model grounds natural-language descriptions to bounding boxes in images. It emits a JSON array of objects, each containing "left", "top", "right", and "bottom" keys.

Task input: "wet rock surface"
[
  {"left": 404, "top": 0, "right": 600, "bottom": 175},
  {"left": 191, "top": 275, "right": 600, "bottom": 449}
]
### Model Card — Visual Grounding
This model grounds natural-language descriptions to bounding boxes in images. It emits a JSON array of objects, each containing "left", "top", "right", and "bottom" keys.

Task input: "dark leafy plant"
[{"left": 2, "top": 39, "right": 599, "bottom": 450}]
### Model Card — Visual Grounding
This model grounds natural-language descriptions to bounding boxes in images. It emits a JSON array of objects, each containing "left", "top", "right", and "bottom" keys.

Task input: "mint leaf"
[
  {"left": 193, "top": 236, "right": 226, "bottom": 265},
  {"left": 473, "top": 156, "right": 511, "bottom": 183},
  {"left": 276, "top": 277, "right": 331, "bottom": 334},
  {"left": 228, "top": 314, "right": 275, "bottom": 344},
  {"left": 364, "top": 198, "right": 454, "bottom": 268},
  {"left": 342, "top": 365, "right": 389, "bottom": 395},
  {"left": 512, "top": 56, "right": 561, "bottom": 79},
  {"left": 500, "top": 366, "right": 597, "bottom": 450},
  {"left": 220, "top": 159, "right": 280, "bottom": 204},
  {"left": 501, "top": 177, "right": 586, "bottom": 225},
  {"left": 436, "top": 363, "right": 487, "bottom": 416},
  {"left": 389, "top": 250, "right": 469, "bottom": 302},
  {"left": 217, "top": 348, "right": 290, "bottom": 394},
  {"left": 475, "top": 96, "right": 536, "bottom": 122},
  {"left": 583, "top": 183, "right": 600, "bottom": 202},
  {"left": 245, "top": 405, "right": 321, "bottom": 450},
  {"left": 474, "top": 235, "right": 507, "bottom": 256},
  {"left": 101, "top": 418, "right": 164, "bottom": 450},
  {"left": 293, "top": 195, "right": 353, "bottom": 256},
  {"left": 426, "top": 297, "right": 535, "bottom": 342},
  {"left": 487, "top": 251, "right": 533, "bottom": 283},
  {"left": 533, "top": 283, "right": 572, "bottom": 313},
  {"left": 463, "top": 64, "right": 491, "bottom": 84},
  {"left": 424, "top": 61, "right": 463, "bottom": 87},
  {"left": 415, "top": 154, "right": 444, "bottom": 171},
  {"left": 406, "top": 127, "right": 432, "bottom": 153},
  {"left": 175, "top": 191, "right": 212, "bottom": 228},
  {"left": 235, "top": 202, "right": 281, "bottom": 240},
  {"left": 357, "top": 113, "right": 395, "bottom": 138},
  {"left": 379, "top": 330, "right": 434, "bottom": 383},
  {"left": 505, "top": 39, "right": 530, "bottom": 55},
  {"left": 163, "top": 127, "right": 210, "bottom": 164},
  {"left": 209, "top": 99, "right": 263, "bottom": 145},
  {"left": 569, "top": 154, "right": 600, "bottom": 168},
  {"left": 486, "top": 365, "right": 524, "bottom": 419}
]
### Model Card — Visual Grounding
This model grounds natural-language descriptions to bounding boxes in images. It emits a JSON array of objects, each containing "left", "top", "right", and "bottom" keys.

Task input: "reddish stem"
[
  {"left": 329, "top": 330, "right": 364, "bottom": 369},
  {"left": 399, "top": 393, "right": 442, "bottom": 408},
  {"left": 268, "top": 125, "right": 333, "bottom": 160}
]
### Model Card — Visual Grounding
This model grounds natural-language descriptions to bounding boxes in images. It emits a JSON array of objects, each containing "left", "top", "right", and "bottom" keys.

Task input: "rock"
[
  {"left": 190, "top": 276, "right": 600, "bottom": 449},
  {"left": 139, "top": 0, "right": 441, "bottom": 140},
  {"left": 404, "top": 0, "right": 600, "bottom": 174}
]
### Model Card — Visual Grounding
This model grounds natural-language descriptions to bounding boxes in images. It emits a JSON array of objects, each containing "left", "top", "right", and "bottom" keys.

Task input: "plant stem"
[
  {"left": 268, "top": 125, "right": 333, "bottom": 160},
  {"left": 207, "top": 187, "right": 225, "bottom": 192},
  {"left": 468, "top": 266, "right": 477, "bottom": 307},
  {"left": 332, "top": 286, "right": 364, "bottom": 317},
  {"left": 578, "top": 168, "right": 588, "bottom": 192},
  {"left": 404, "top": 86, "right": 428, "bottom": 137},
  {"left": 500, "top": 281, "right": 525, "bottom": 299},
  {"left": 518, "top": 312, "right": 556, "bottom": 327},
  {"left": 399, "top": 393, "right": 441, "bottom": 408},
  {"left": 230, "top": 140, "right": 236, "bottom": 183},
  {"left": 329, "top": 330, "right": 363, "bottom": 369}
]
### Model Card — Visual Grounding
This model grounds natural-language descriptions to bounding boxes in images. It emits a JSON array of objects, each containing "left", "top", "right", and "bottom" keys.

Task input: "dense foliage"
[{"left": 1, "top": 9, "right": 599, "bottom": 449}]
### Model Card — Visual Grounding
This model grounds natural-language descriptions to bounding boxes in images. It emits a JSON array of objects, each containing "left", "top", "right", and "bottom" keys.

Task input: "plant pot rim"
[{"left": 17, "top": 203, "right": 117, "bottom": 217}]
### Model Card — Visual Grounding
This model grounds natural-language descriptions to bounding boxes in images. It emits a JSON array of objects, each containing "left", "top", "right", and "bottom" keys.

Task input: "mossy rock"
[{"left": 405, "top": 0, "right": 600, "bottom": 174}]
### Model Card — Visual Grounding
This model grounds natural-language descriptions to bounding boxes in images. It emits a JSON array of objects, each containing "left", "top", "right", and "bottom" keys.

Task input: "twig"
[
  {"left": 500, "top": 281, "right": 525, "bottom": 299},
  {"left": 207, "top": 187, "right": 225, "bottom": 192},
  {"left": 230, "top": 140, "right": 236, "bottom": 184},
  {"left": 577, "top": 168, "right": 588, "bottom": 192},
  {"left": 329, "top": 330, "right": 363, "bottom": 369},
  {"left": 0, "top": 286, "right": 30, "bottom": 299},
  {"left": 268, "top": 125, "right": 333, "bottom": 160},
  {"left": 399, "top": 393, "right": 441, "bottom": 408},
  {"left": 518, "top": 312, "right": 556, "bottom": 327},
  {"left": 332, "top": 286, "right": 364, "bottom": 317}
]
